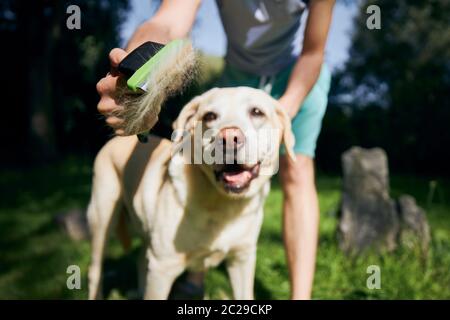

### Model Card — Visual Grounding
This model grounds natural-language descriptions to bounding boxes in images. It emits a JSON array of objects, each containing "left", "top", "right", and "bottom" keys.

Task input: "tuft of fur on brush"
[{"left": 115, "top": 40, "right": 198, "bottom": 136}]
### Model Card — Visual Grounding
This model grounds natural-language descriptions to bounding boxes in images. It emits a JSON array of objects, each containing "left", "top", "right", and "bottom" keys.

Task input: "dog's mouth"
[{"left": 214, "top": 163, "right": 260, "bottom": 193}]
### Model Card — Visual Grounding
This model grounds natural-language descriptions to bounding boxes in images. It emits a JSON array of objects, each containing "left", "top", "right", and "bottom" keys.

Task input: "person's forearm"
[
  {"left": 279, "top": 52, "right": 323, "bottom": 118},
  {"left": 126, "top": 20, "right": 172, "bottom": 52},
  {"left": 125, "top": 0, "right": 201, "bottom": 52},
  {"left": 279, "top": 0, "right": 334, "bottom": 117}
]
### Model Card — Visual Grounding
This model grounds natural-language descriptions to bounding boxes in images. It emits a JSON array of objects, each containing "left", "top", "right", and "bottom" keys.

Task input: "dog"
[{"left": 87, "top": 87, "right": 295, "bottom": 299}]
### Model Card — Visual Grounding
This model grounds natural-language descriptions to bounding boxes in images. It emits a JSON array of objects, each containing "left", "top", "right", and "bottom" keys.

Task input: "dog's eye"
[
  {"left": 250, "top": 107, "right": 265, "bottom": 117},
  {"left": 202, "top": 112, "right": 218, "bottom": 122}
]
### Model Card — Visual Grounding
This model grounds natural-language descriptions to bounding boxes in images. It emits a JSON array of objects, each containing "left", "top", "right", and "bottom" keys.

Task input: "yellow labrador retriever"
[{"left": 87, "top": 87, "right": 295, "bottom": 300}]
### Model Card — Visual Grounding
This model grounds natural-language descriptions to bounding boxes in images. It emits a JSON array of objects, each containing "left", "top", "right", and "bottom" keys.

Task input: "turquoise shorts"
[{"left": 216, "top": 63, "right": 331, "bottom": 158}]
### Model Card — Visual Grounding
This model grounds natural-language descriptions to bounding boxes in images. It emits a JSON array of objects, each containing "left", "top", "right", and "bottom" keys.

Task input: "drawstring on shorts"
[{"left": 258, "top": 75, "right": 276, "bottom": 94}]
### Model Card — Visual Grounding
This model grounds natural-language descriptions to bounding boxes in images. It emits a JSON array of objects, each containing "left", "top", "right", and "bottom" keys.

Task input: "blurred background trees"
[
  {"left": 1, "top": 0, "right": 129, "bottom": 165},
  {"left": 318, "top": 0, "right": 450, "bottom": 175},
  {"left": 1, "top": 0, "right": 449, "bottom": 176}
]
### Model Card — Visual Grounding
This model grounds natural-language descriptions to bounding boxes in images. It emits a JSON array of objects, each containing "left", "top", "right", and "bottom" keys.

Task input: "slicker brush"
[{"left": 116, "top": 39, "right": 197, "bottom": 142}]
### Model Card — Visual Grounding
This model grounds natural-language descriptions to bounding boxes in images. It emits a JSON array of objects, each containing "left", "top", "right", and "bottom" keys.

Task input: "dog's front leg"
[
  {"left": 226, "top": 248, "right": 257, "bottom": 300},
  {"left": 144, "top": 269, "right": 183, "bottom": 300},
  {"left": 144, "top": 254, "right": 184, "bottom": 300}
]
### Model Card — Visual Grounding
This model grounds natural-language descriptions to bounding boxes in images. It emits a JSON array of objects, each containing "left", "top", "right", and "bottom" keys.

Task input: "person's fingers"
[
  {"left": 97, "top": 96, "right": 123, "bottom": 115},
  {"left": 109, "top": 48, "right": 128, "bottom": 69},
  {"left": 115, "top": 129, "right": 126, "bottom": 136},
  {"left": 105, "top": 116, "right": 124, "bottom": 127},
  {"left": 96, "top": 75, "right": 119, "bottom": 96}
]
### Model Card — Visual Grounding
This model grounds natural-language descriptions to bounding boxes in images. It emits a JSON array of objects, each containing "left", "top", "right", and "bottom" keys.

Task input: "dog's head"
[{"left": 172, "top": 87, "right": 295, "bottom": 198}]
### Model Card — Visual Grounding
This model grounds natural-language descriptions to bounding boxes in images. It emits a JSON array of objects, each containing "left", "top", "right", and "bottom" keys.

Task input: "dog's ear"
[
  {"left": 172, "top": 88, "right": 220, "bottom": 143},
  {"left": 275, "top": 104, "right": 296, "bottom": 162},
  {"left": 172, "top": 95, "right": 203, "bottom": 143}
]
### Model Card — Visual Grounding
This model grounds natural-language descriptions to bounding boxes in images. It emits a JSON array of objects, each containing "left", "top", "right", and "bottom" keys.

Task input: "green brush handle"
[
  {"left": 118, "top": 41, "right": 166, "bottom": 143},
  {"left": 117, "top": 39, "right": 191, "bottom": 143}
]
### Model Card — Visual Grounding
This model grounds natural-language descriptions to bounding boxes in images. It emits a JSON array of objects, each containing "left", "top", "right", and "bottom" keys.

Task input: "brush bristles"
[{"left": 115, "top": 40, "right": 198, "bottom": 136}]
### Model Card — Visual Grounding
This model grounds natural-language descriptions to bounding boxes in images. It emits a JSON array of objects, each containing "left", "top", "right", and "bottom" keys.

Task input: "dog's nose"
[{"left": 219, "top": 127, "right": 245, "bottom": 150}]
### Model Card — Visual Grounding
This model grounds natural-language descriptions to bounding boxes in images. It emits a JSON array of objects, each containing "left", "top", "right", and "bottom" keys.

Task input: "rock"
[
  {"left": 338, "top": 147, "right": 431, "bottom": 255},
  {"left": 338, "top": 147, "right": 399, "bottom": 254},
  {"left": 55, "top": 208, "right": 90, "bottom": 241},
  {"left": 342, "top": 147, "right": 390, "bottom": 196},
  {"left": 397, "top": 195, "right": 430, "bottom": 254}
]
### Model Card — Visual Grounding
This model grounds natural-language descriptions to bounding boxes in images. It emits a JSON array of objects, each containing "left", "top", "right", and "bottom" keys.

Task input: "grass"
[{"left": 0, "top": 157, "right": 449, "bottom": 299}]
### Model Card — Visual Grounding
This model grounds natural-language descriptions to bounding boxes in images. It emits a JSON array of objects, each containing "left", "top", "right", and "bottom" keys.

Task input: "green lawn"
[{"left": 0, "top": 158, "right": 449, "bottom": 299}]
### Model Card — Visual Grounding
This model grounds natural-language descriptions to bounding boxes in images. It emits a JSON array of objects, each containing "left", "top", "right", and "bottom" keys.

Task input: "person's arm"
[
  {"left": 278, "top": 0, "right": 335, "bottom": 118},
  {"left": 126, "top": 0, "right": 201, "bottom": 51},
  {"left": 97, "top": 0, "right": 201, "bottom": 135}
]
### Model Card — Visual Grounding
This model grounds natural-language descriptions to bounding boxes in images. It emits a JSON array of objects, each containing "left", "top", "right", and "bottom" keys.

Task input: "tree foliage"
[
  {"left": 1, "top": 0, "right": 129, "bottom": 165},
  {"left": 318, "top": 0, "right": 450, "bottom": 175}
]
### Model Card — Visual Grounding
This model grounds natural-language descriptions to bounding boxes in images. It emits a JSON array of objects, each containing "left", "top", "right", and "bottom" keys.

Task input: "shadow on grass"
[{"left": 102, "top": 248, "right": 140, "bottom": 299}]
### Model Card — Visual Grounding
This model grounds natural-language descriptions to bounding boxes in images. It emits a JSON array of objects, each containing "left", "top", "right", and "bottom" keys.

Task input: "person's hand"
[
  {"left": 96, "top": 48, "right": 128, "bottom": 135},
  {"left": 278, "top": 94, "right": 302, "bottom": 119}
]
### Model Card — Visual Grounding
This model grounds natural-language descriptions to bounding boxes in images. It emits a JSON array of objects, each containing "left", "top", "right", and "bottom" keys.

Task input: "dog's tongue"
[{"left": 223, "top": 170, "right": 252, "bottom": 185}]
